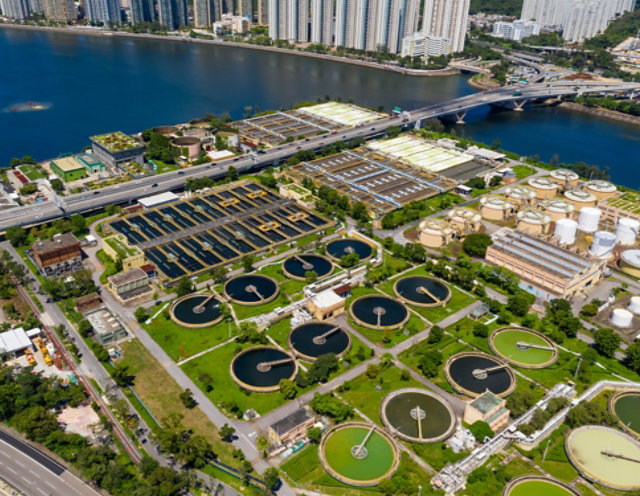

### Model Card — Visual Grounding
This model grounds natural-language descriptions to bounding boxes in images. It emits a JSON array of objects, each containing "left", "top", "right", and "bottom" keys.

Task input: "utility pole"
[
  {"left": 542, "top": 438, "right": 551, "bottom": 462},
  {"left": 574, "top": 356, "right": 583, "bottom": 379}
]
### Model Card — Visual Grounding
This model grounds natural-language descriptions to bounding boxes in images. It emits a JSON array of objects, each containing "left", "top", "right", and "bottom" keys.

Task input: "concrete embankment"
[
  {"left": 0, "top": 23, "right": 460, "bottom": 77},
  {"left": 559, "top": 101, "right": 640, "bottom": 127}
]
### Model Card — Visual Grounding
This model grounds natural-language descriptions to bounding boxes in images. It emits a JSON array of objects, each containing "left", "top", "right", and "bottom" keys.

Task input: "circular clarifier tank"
[
  {"left": 504, "top": 476, "right": 580, "bottom": 496},
  {"left": 393, "top": 275, "right": 451, "bottom": 307},
  {"left": 170, "top": 294, "right": 224, "bottom": 328},
  {"left": 325, "top": 239, "right": 373, "bottom": 262},
  {"left": 288, "top": 322, "right": 351, "bottom": 361},
  {"left": 230, "top": 346, "right": 297, "bottom": 392},
  {"left": 610, "top": 391, "right": 640, "bottom": 437},
  {"left": 445, "top": 352, "right": 516, "bottom": 397},
  {"left": 380, "top": 388, "right": 456, "bottom": 443},
  {"left": 224, "top": 275, "right": 279, "bottom": 305},
  {"left": 319, "top": 422, "right": 399, "bottom": 487},
  {"left": 282, "top": 253, "right": 334, "bottom": 280},
  {"left": 565, "top": 426, "right": 640, "bottom": 491},
  {"left": 349, "top": 295, "right": 409, "bottom": 330},
  {"left": 489, "top": 327, "right": 558, "bottom": 369}
]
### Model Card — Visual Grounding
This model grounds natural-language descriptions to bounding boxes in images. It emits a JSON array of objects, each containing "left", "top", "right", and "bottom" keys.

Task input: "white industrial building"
[
  {"left": 520, "top": 0, "right": 635, "bottom": 42},
  {"left": 421, "top": 0, "right": 470, "bottom": 54},
  {"left": 0, "top": 327, "right": 39, "bottom": 359},
  {"left": 401, "top": 32, "right": 451, "bottom": 57},
  {"left": 492, "top": 20, "right": 541, "bottom": 41}
]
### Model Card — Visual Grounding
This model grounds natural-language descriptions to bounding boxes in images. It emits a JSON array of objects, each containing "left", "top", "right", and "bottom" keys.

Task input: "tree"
[
  {"left": 472, "top": 323, "right": 488, "bottom": 338},
  {"left": 134, "top": 307, "right": 148, "bottom": 323},
  {"left": 5, "top": 227, "right": 27, "bottom": 247},
  {"left": 469, "top": 420, "right": 494, "bottom": 442},
  {"left": 19, "top": 183, "right": 38, "bottom": 195},
  {"left": 307, "top": 426, "right": 322, "bottom": 444},
  {"left": 220, "top": 423, "right": 235, "bottom": 442},
  {"left": 307, "top": 353, "right": 339, "bottom": 383},
  {"left": 427, "top": 325, "right": 444, "bottom": 344},
  {"left": 112, "top": 365, "right": 133, "bottom": 387},
  {"left": 310, "top": 393, "right": 353, "bottom": 422},
  {"left": 350, "top": 202, "right": 369, "bottom": 223},
  {"left": 78, "top": 319, "right": 93, "bottom": 337},
  {"left": 179, "top": 389, "right": 197, "bottom": 409},
  {"left": 340, "top": 252, "right": 360, "bottom": 267},
  {"left": 386, "top": 126, "right": 401, "bottom": 138},
  {"left": 50, "top": 178, "right": 64, "bottom": 193},
  {"left": 241, "top": 255, "right": 255, "bottom": 272},
  {"left": 418, "top": 350, "right": 442, "bottom": 378},
  {"left": 279, "top": 379, "right": 297, "bottom": 399},
  {"left": 507, "top": 293, "right": 531, "bottom": 317},
  {"left": 462, "top": 233, "right": 493, "bottom": 258},
  {"left": 263, "top": 467, "right": 280, "bottom": 491},
  {"left": 625, "top": 342, "right": 640, "bottom": 373},
  {"left": 227, "top": 166, "right": 238, "bottom": 181},
  {"left": 506, "top": 388, "right": 537, "bottom": 417},
  {"left": 70, "top": 214, "right": 87, "bottom": 235},
  {"left": 175, "top": 277, "right": 193, "bottom": 297},
  {"left": 305, "top": 270, "right": 318, "bottom": 283},
  {"left": 593, "top": 328, "right": 621, "bottom": 358}
]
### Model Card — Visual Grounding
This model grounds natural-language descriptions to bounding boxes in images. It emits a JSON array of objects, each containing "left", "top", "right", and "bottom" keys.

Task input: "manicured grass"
[
  {"left": 231, "top": 293, "right": 291, "bottom": 321},
  {"left": 255, "top": 262, "right": 307, "bottom": 298},
  {"left": 511, "top": 165, "right": 537, "bottom": 180},
  {"left": 464, "top": 454, "right": 536, "bottom": 496},
  {"left": 411, "top": 441, "right": 466, "bottom": 471},
  {"left": 19, "top": 164, "right": 44, "bottom": 180},
  {"left": 180, "top": 340, "right": 299, "bottom": 415},
  {"left": 118, "top": 339, "right": 235, "bottom": 463},
  {"left": 143, "top": 307, "right": 235, "bottom": 361},
  {"left": 519, "top": 424, "right": 579, "bottom": 483}
]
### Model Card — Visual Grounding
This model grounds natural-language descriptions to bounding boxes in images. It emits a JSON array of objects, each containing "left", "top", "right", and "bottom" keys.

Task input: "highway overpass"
[{"left": 0, "top": 80, "right": 637, "bottom": 233}]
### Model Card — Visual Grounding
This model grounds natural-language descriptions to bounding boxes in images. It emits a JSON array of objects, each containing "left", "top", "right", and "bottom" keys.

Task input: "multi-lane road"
[
  {"left": 0, "top": 428, "right": 102, "bottom": 496},
  {"left": 1, "top": 80, "right": 637, "bottom": 233}
]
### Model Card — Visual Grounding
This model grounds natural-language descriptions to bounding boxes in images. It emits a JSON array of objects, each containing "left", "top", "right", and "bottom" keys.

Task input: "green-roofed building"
[
  {"left": 76, "top": 153, "right": 106, "bottom": 175},
  {"left": 464, "top": 390, "right": 510, "bottom": 432},
  {"left": 50, "top": 156, "right": 87, "bottom": 182}
]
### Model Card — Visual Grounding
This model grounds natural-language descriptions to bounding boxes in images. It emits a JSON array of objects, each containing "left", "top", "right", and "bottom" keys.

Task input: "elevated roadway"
[{"left": 0, "top": 81, "right": 637, "bottom": 233}]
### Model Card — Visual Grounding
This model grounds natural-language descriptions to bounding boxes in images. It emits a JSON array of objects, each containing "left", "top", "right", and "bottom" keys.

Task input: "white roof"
[
  {"left": 0, "top": 327, "right": 32, "bottom": 353},
  {"left": 138, "top": 192, "right": 179, "bottom": 208},
  {"left": 26, "top": 328, "right": 42, "bottom": 337},
  {"left": 467, "top": 146, "right": 505, "bottom": 160},
  {"left": 85, "top": 235, "right": 97, "bottom": 243},
  {"left": 311, "top": 289, "right": 344, "bottom": 309},
  {"left": 207, "top": 150, "right": 235, "bottom": 160}
]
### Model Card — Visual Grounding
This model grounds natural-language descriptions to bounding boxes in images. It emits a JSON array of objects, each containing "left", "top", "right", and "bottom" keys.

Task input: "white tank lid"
[
  {"left": 550, "top": 169, "right": 579, "bottom": 181},
  {"left": 543, "top": 199, "right": 575, "bottom": 213},
  {"left": 586, "top": 180, "right": 616, "bottom": 193},
  {"left": 621, "top": 249, "right": 640, "bottom": 268},
  {"left": 528, "top": 177, "right": 559, "bottom": 190},
  {"left": 565, "top": 189, "right": 597, "bottom": 202},
  {"left": 517, "top": 209, "right": 550, "bottom": 224},
  {"left": 480, "top": 195, "right": 514, "bottom": 209},
  {"left": 505, "top": 186, "right": 536, "bottom": 199},
  {"left": 628, "top": 296, "right": 640, "bottom": 315}
]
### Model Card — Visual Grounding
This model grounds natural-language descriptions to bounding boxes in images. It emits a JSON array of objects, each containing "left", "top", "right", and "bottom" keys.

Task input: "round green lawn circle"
[
  {"left": 508, "top": 480, "right": 576, "bottom": 496},
  {"left": 323, "top": 426, "right": 394, "bottom": 482},
  {"left": 493, "top": 329, "right": 554, "bottom": 365}
]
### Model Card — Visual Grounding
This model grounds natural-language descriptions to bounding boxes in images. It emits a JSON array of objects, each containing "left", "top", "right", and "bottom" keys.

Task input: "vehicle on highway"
[
  {"left": 93, "top": 191, "right": 100, "bottom": 195},
  {"left": 152, "top": 183, "right": 158, "bottom": 187},
  {"left": 513, "top": 91, "right": 523, "bottom": 96},
  {"left": 233, "top": 158, "right": 240, "bottom": 161},
  {"left": 178, "top": 171, "right": 184, "bottom": 175}
]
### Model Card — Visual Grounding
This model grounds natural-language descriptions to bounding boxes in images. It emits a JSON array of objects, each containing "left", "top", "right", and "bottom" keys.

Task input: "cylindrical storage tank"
[
  {"left": 620, "top": 250, "right": 640, "bottom": 278},
  {"left": 564, "top": 189, "right": 597, "bottom": 210},
  {"left": 528, "top": 177, "right": 559, "bottom": 199},
  {"left": 611, "top": 308, "right": 633, "bottom": 328},
  {"left": 516, "top": 209, "right": 551, "bottom": 235},
  {"left": 589, "top": 231, "right": 616, "bottom": 259},
  {"left": 418, "top": 218, "right": 454, "bottom": 248},
  {"left": 172, "top": 136, "right": 202, "bottom": 159},
  {"left": 504, "top": 185, "right": 536, "bottom": 204},
  {"left": 182, "top": 127, "right": 209, "bottom": 139},
  {"left": 628, "top": 296, "right": 640, "bottom": 315},
  {"left": 550, "top": 168, "right": 579, "bottom": 188},
  {"left": 627, "top": 296, "right": 640, "bottom": 315},
  {"left": 541, "top": 198, "right": 574, "bottom": 221},
  {"left": 152, "top": 125, "right": 179, "bottom": 137},
  {"left": 577, "top": 207, "right": 601, "bottom": 233},
  {"left": 479, "top": 196, "right": 515, "bottom": 221},
  {"left": 554, "top": 218, "right": 578, "bottom": 245},
  {"left": 616, "top": 217, "right": 640, "bottom": 246},
  {"left": 586, "top": 180, "right": 617, "bottom": 200},
  {"left": 447, "top": 208, "right": 481, "bottom": 232}
]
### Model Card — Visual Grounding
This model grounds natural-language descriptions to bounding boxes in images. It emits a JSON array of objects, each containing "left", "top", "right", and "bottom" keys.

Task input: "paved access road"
[{"left": 0, "top": 428, "right": 102, "bottom": 496}]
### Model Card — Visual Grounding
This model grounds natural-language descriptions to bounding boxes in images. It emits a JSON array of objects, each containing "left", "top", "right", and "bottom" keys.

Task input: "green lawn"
[
  {"left": 19, "top": 164, "right": 44, "bottom": 180},
  {"left": 520, "top": 424, "right": 579, "bottom": 483},
  {"left": 231, "top": 292, "right": 292, "bottom": 321},
  {"left": 143, "top": 307, "right": 235, "bottom": 361},
  {"left": 511, "top": 165, "right": 537, "bottom": 180}
]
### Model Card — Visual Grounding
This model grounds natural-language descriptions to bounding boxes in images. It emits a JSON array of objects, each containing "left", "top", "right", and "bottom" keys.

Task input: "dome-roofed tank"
[
  {"left": 577, "top": 207, "right": 601, "bottom": 233},
  {"left": 447, "top": 208, "right": 481, "bottom": 232},
  {"left": 527, "top": 177, "right": 559, "bottom": 199},
  {"left": 516, "top": 209, "right": 551, "bottom": 235},
  {"left": 586, "top": 180, "right": 617, "bottom": 200},
  {"left": 628, "top": 296, "right": 640, "bottom": 315},
  {"left": 504, "top": 185, "right": 536, "bottom": 204},
  {"left": 620, "top": 250, "right": 640, "bottom": 278},
  {"left": 479, "top": 195, "right": 516, "bottom": 221},
  {"left": 541, "top": 198, "right": 575, "bottom": 221},
  {"left": 589, "top": 231, "right": 616, "bottom": 259},
  {"left": 418, "top": 218, "right": 455, "bottom": 248},
  {"left": 550, "top": 168, "right": 579, "bottom": 188},
  {"left": 555, "top": 218, "right": 578, "bottom": 245},
  {"left": 611, "top": 308, "right": 633, "bottom": 328},
  {"left": 564, "top": 189, "right": 597, "bottom": 209},
  {"left": 616, "top": 217, "right": 640, "bottom": 246}
]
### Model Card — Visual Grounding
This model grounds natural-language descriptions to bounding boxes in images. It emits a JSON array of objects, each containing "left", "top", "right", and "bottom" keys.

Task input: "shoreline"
[
  {"left": 559, "top": 101, "right": 640, "bottom": 127},
  {"left": 0, "top": 22, "right": 460, "bottom": 77}
]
